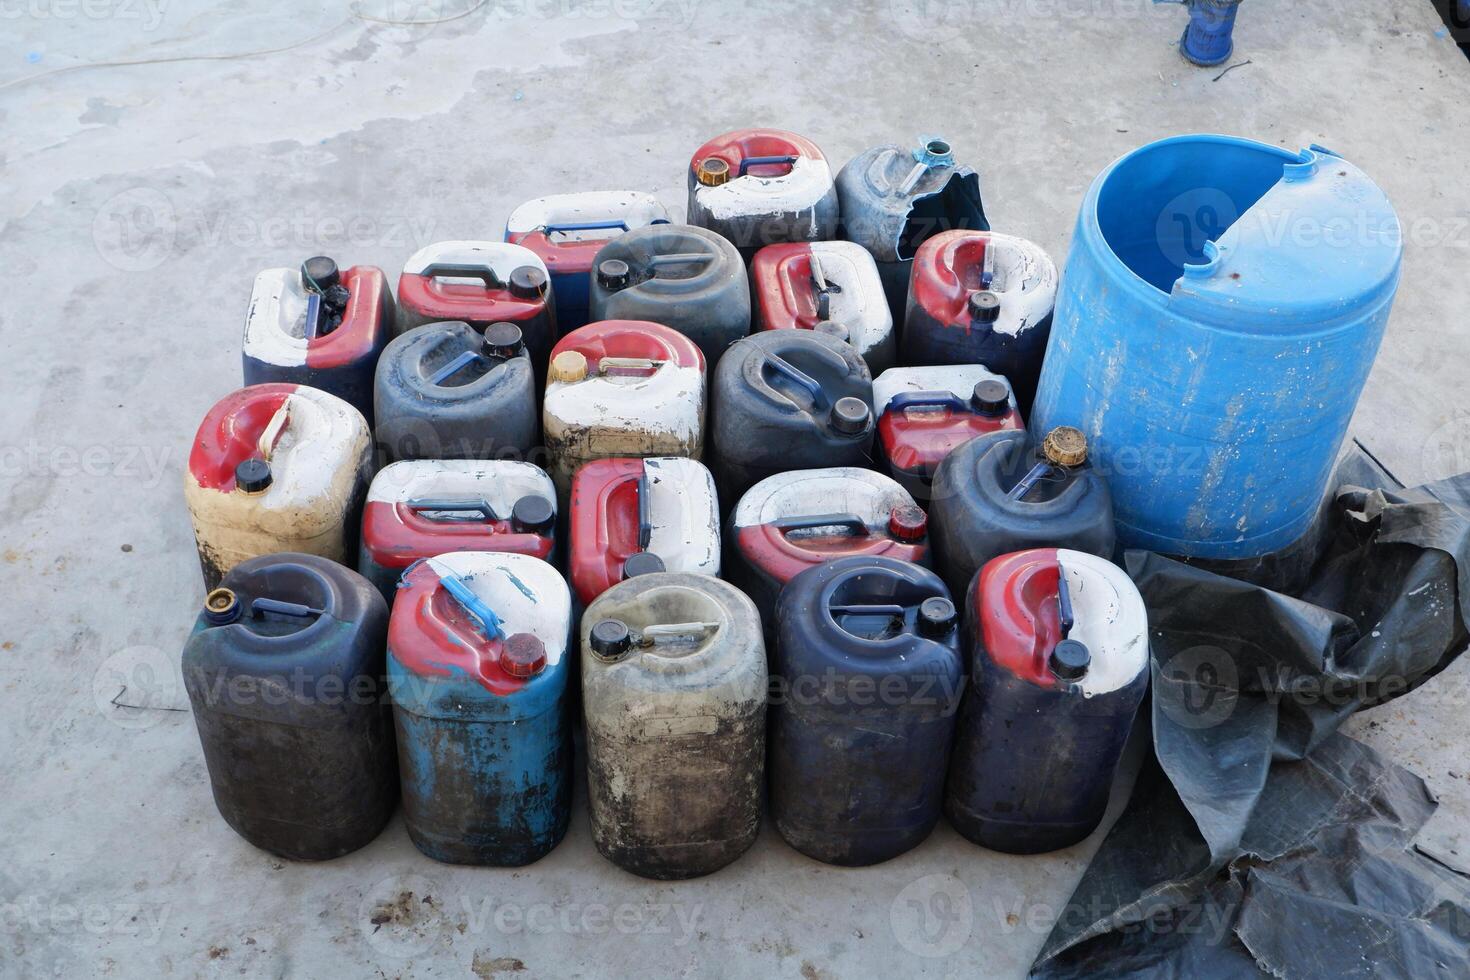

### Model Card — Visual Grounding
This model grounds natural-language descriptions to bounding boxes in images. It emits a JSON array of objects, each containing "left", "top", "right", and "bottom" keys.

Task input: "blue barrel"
[
  {"left": 770, "top": 556, "right": 964, "bottom": 866},
  {"left": 388, "top": 553, "right": 572, "bottom": 866},
  {"left": 1032, "top": 137, "right": 1400, "bottom": 560}
]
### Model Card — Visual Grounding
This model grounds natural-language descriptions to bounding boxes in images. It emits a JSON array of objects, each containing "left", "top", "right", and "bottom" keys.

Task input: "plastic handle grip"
[
  {"left": 638, "top": 622, "right": 721, "bottom": 645},
  {"left": 249, "top": 598, "right": 324, "bottom": 619},
  {"left": 1057, "top": 561, "right": 1075, "bottom": 637},
  {"left": 760, "top": 353, "right": 827, "bottom": 409},
  {"left": 439, "top": 572, "right": 506, "bottom": 640},
  {"left": 738, "top": 154, "right": 799, "bottom": 177},
  {"left": 597, "top": 356, "right": 660, "bottom": 378},
  {"left": 828, "top": 604, "right": 905, "bottom": 616},
  {"left": 407, "top": 497, "right": 500, "bottom": 522},
  {"left": 772, "top": 513, "right": 870, "bottom": 535},
  {"left": 1008, "top": 460, "right": 1058, "bottom": 501},
  {"left": 543, "top": 219, "right": 629, "bottom": 234},
  {"left": 419, "top": 262, "right": 507, "bottom": 288},
  {"left": 888, "top": 391, "right": 969, "bottom": 413},
  {"left": 257, "top": 400, "right": 291, "bottom": 461},
  {"left": 648, "top": 252, "right": 717, "bottom": 272},
  {"left": 303, "top": 291, "right": 323, "bottom": 341},
  {"left": 428, "top": 349, "right": 484, "bottom": 386},
  {"left": 636, "top": 466, "right": 653, "bottom": 551}
]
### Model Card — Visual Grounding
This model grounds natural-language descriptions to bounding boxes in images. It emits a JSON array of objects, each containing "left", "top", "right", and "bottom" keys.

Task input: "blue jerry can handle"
[
  {"left": 250, "top": 597, "right": 325, "bottom": 619},
  {"left": 1056, "top": 561, "right": 1074, "bottom": 637},
  {"left": 420, "top": 262, "right": 508, "bottom": 289},
  {"left": 407, "top": 497, "right": 501, "bottom": 522},
  {"left": 772, "top": 513, "right": 870, "bottom": 536},
  {"left": 738, "top": 154, "right": 799, "bottom": 177},
  {"left": 760, "top": 353, "right": 828, "bottom": 410},
  {"left": 543, "top": 218, "right": 629, "bottom": 235},
  {"left": 1007, "top": 460, "right": 1061, "bottom": 501},
  {"left": 303, "top": 291, "right": 323, "bottom": 341},
  {"left": 427, "top": 349, "right": 485, "bottom": 386},
  {"left": 438, "top": 572, "right": 506, "bottom": 640},
  {"left": 888, "top": 390, "right": 970, "bottom": 414},
  {"left": 636, "top": 464, "right": 653, "bottom": 551},
  {"left": 829, "top": 603, "right": 905, "bottom": 616}
]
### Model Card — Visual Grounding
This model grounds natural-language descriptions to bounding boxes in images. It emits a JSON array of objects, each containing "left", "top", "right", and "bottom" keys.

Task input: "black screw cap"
[
  {"left": 235, "top": 458, "right": 272, "bottom": 493},
  {"left": 968, "top": 290, "right": 1001, "bottom": 323},
  {"left": 622, "top": 551, "right": 666, "bottom": 579},
  {"left": 831, "top": 397, "right": 871, "bottom": 436},
  {"left": 301, "top": 255, "right": 340, "bottom": 291},
  {"left": 483, "top": 322, "right": 526, "bottom": 359},
  {"left": 509, "top": 265, "right": 548, "bottom": 300},
  {"left": 597, "top": 258, "right": 632, "bottom": 291},
  {"left": 590, "top": 619, "right": 633, "bottom": 660},
  {"left": 972, "top": 379, "right": 1011, "bottom": 416},
  {"left": 1050, "top": 639, "right": 1091, "bottom": 681},
  {"left": 917, "top": 597, "right": 958, "bottom": 637},
  {"left": 510, "top": 495, "right": 555, "bottom": 534}
]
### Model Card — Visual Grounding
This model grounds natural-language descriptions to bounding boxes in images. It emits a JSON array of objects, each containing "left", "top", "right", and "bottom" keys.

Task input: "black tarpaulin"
[{"left": 1031, "top": 454, "right": 1470, "bottom": 978}]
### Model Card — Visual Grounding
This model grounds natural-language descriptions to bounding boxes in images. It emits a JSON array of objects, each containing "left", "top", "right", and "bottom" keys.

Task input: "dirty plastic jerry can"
[
  {"left": 750, "top": 241, "right": 896, "bottom": 374},
  {"left": 1031, "top": 137, "right": 1401, "bottom": 561},
  {"left": 242, "top": 256, "right": 394, "bottom": 425},
  {"left": 543, "top": 320, "right": 706, "bottom": 496},
  {"left": 569, "top": 457, "right": 720, "bottom": 607},
  {"left": 505, "top": 191, "right": 670, "bottom": 332},
  {"left": 185, "top": 383, "right": 373, "bottom": 590},
  {"left": 388, "top": 552, "right": 572, "bottom": 866},
  {"left": 395, "top": 241, "right": 556, "bottom": 377},
  {"left": 374, "top": 320, "right": 538, "bottom": 463},
  {"left": 728, "top": 468, "right": 928, "bottom": 635},
  {"left": 581, "top": 572, "right": 765, "bottom": 879},
  {"left": 929, "top": 426, "right": 1114, "bottom": 601},
  {"left": 710, "top": 330, "right": 876, "bottom": 507},
  {"left": 836, "top": 137, "right": 989, "bottom": 329},
  {"left": 873, "top": 365, "right": 1023, "bottom": 501},
  {"left": 945, "top": 549, "right": 1149, "bottom": 853},
  {"left": 770, "top": 556, "right": 964, "bottom": 866},
  {"left": 687, "top": 128, "right": 840, "bottom": 256},
  {"left": 587, "top": 224, "right": 750, "bottom": 367},
  {"left": 904, "top": 230, "right": 1058, "bottom": 414},
  {"left": 182, "top": 553, "right": 396, "bottom": 860},
  {"left": 359, "top": 460, "right": 557, "bottom": 602}
]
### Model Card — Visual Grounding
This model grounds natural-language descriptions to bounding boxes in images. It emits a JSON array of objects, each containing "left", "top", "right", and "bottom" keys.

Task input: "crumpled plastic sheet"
[{"left": 1031, "top": 452, "right": 1470, "bottom": 978}]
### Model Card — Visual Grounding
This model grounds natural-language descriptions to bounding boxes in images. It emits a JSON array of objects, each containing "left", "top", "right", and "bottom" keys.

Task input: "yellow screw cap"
[
  {"left": 1043, "top": 426, "right": 1088, "bottom": 467},
  {"left": 548, "top": 350, "right": 589, "bottom": 384},
  {"left": 696, "top": 157, "right": 731, "bottom": 187}
]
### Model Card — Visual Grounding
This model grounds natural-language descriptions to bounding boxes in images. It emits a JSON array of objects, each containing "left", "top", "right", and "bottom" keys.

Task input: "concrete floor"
[{"left": 4, "top": 1, "right": 1470, "bottom": 976}]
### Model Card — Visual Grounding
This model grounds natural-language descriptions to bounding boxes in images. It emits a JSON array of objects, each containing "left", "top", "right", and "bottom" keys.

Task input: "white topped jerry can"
[
  {"left": 184, "top": 383, "right": 372, "bottom": 589},
  {"left": 750, "top": 241, "right": 895, "bottom": 373}
]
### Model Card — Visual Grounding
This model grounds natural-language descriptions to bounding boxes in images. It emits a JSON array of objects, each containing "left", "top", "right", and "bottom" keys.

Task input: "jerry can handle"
[
  {"left": 1057, "top": 561, "right": 1074, "bottom": 637},
  {"left": 257, "top": 400, "right": 291, "bottom": 461},
  {"left": 647, "top": 252, "right": 717, "bottom": 276},
  {"left": 772, "top": 513, "right": 870, "bottom": 536},
  {"left": 407, "top": 497, "right": 500, "bottom": 522},
  {"left": 438, "top": 572, "right": 506, "bottom": 640},
  {"left": 303, "top": 291, "right": 323, "bottom": 341},
  {"left": 738, "top": 154, "right": 799, "bottom": 177},
  {"left": 636, "top": 466, "right": 653, "bottom": 551},
  {"left": 420, "top": 262, "right": 507, "bottom": 289},
  {"left": 1008, "top": 460, "right": 1059, "bottom": 501},
  {"left": 597, "top": 356, "right": 661, "bottom": 378},
  {"left": 760, "top": 353, "right": 827, "bottom": 409},
  {"left": 828, "top": 603, "right": 905, "bottom": 616},
  {"left": 543, "top": 218, "right": 629, "bottom": 235},
  {"left": 428, "top": 349, "right": 484, "bottom": 386},
  {"left": 639, "top": 621, "right": 721, "bottom": 645},
  {"left": 888, "top": 390, "right": 969, "bottom": 414},
  {"left": 249, "top": 597, "right": 324, "bottom": 620}
]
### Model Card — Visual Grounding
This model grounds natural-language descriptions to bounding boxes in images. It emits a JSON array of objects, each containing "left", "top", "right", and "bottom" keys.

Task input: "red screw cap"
[
  {"left": 501, "top": 632, "right": 547, "bottom": 679},
  {"left": 888, "top": 505, "right": 928, "bottom": 542}
]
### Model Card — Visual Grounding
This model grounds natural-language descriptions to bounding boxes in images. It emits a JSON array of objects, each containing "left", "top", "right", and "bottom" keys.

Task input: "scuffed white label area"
[
  {"left": 1056, "top": 549, "right": 1148, "bottom": 697},
  {"left": 694, "top": 157, "right": 834, "bottom": 220},
  {"left": 425, "top": 552, "right": 570, "bottom": 664}
]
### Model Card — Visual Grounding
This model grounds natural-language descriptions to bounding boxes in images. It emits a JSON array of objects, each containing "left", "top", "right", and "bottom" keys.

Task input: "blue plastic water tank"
[{"left": 1032, "top": 136, "right": 1401, "bottom": 559}]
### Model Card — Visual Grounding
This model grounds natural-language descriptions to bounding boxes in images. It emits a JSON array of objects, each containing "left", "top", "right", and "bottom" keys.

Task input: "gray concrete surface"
[{"left": 3, "top": 0, "right": 1470, "bottom": 976}]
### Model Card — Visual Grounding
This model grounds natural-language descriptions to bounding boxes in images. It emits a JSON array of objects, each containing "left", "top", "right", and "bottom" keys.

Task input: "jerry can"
[
  {"left": 873, "top": 365, "right": 1023, "bottom": 501},
  {"left": 185, "top": 383, "right": 372, "bottom": 590},
  {"left": 835, "top": 137, "right": 988, "bottom": 329},
  {"left": 728, "top": 468, "right": 928, "bottom": 635},
  {"left": 505, "top": 191, "right": 670, "bottom": 332},
  {"left": 395, "top": 241, "right": 556, "bottom": 378},
  {"left": 687, "top": 128, "right": 840, "bottom": 255},
  {"left": 750, "top": 241, "right": 896, "bottom": 374},
  {"left": 388, "top": 552, "right": 572, "bottom": 866},
  {"left": 543, "top": 320, "right": 706, "bottom": 497},
  {"left": 1031, "top": 138, "right": 1400, "bottom": 561},
  {"left": 904, "top": 230, "right": 1058, "bottom": 414},
  {"left": 569, "top": 457, "right": 720, "bottom": 607},
  {"left": 770, "top": 556, "right": 964, "bottom": 866},
  {"left": 182, "top": 553, "right": 395, "bottom": 860},
  {"left": 359, "top": 460, "right": 557, "bottom": 602},
  {"left": 710, "top": 329, "right": 875, "bottom": 507},
  {"left": 929, "top": 426, "right": 1114, "bottom": 600},
  {"left": 242, "top": 257, "right": 394, "bottom": 425},
  {"left": 374, "top": 320, "right": 538, "bottom": 463},
  {"left": 581, "top": 572, "right": 765, "bottom": 879},
  {"left": 945, "top": 548, "right": 1149, "bottom": 853},
  {"left": 586, "top": 224, "right": 750, "bottom": 367}
]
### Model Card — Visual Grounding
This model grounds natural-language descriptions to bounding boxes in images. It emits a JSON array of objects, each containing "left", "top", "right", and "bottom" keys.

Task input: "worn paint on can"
[
  {"left": 687, "top": 129, "right": 839, "bottom": 255},
  {"left": 750, "top": 240, "right": 896, "bottom": 374}
]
